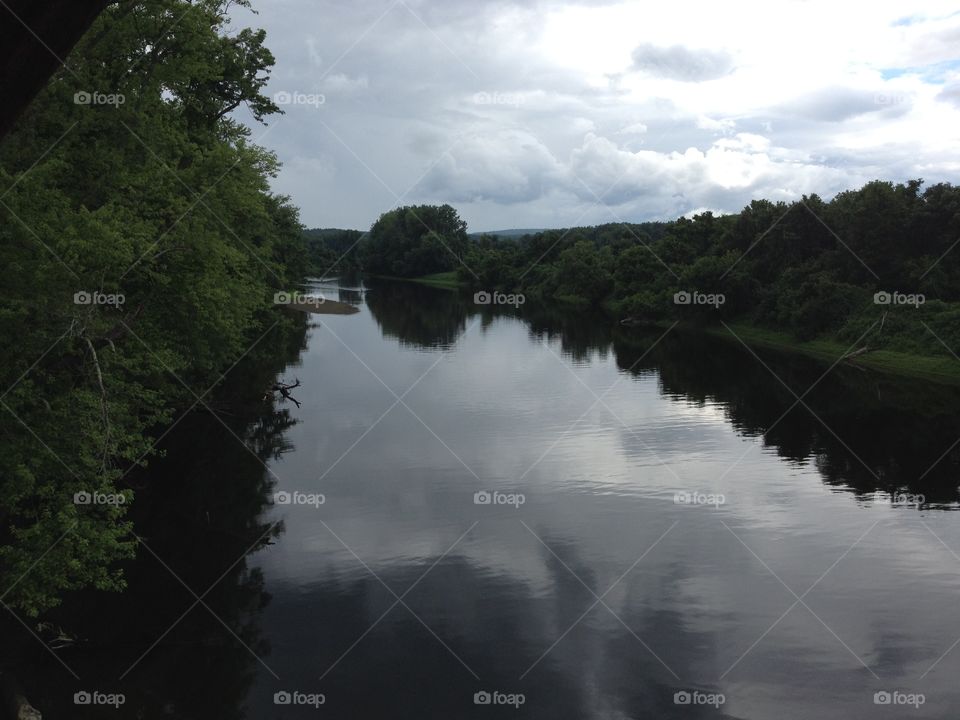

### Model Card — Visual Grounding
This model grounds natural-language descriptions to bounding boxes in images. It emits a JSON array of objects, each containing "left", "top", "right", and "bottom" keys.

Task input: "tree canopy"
[
  {"left": 357, "top": 183, "right": 960, "bottom": 361},
  {"left": 359, "top": 204, "right": 469, "bottom": 277},
  {"left": 0, "top": 0, "right": 306, "bottom": 614}
]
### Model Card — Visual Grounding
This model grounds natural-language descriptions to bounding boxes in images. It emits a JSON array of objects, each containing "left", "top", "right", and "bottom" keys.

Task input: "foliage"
[
  {"left": 357, "top": 184, "right": 960, "bottom": 361},
  {"left": 302, "top": 227, "right": 364, "bottom": 276},
  {"left": 358, "top": 204, "right": 469, "bottom": 277},
  {"left": 0, "top": 0, "right": 307, "bottom": 614}
]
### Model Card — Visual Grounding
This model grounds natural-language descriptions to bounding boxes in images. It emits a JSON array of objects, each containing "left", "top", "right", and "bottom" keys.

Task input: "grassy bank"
[
  {"left": 368, "top": 271, "right": 463, "bottom": 289},
  {"left": 410, "top": 271, "right": 462, "bottom": 288},
  {"left": 698, "top": 322, "right": 960, "bottom": 385}
]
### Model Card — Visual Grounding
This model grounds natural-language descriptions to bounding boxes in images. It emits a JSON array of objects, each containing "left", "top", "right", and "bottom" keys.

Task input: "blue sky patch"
[{"left": 881, "top": 58, "right": 960, "bottom": 83}]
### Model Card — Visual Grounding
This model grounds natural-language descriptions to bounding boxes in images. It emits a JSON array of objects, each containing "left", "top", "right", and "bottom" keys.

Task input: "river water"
[{"left": 19, "top": 277, "right": 960, "bottom": 719}]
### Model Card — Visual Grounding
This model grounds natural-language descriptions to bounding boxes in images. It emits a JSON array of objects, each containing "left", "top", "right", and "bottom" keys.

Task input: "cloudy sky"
[{"left": 234, "top": 0, "right": 960, "bottom": 231}]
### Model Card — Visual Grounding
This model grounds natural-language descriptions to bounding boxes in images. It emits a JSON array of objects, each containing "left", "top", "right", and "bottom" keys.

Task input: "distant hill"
[
  {"left": 303, "top": 227, "right": 365, "bottom": 239},
  {"left": 469, "top": 228, "right": 551, "bottom": 239}
]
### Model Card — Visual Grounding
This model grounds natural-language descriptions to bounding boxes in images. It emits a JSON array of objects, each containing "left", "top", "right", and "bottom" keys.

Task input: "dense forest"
[
  {"left": 302, "top": 227, "right": 364, "bottom": 276},
  {"left": 0, "top": 0, "right": 308, "bottom": 614},
  {"left": 334, "top": 184, "right": 960, "bottom": 361}
]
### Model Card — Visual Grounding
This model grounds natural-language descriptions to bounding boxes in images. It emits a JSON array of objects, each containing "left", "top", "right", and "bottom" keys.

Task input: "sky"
[{"left": 232, "top": 0, "right": 960, "bottom": 232}]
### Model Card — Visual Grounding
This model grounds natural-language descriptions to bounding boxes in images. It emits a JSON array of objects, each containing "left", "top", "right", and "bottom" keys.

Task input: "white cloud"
[
  {"left": 713, "top": 133, "right": 771, "bottom": 153},
  {"left": 321, "top": 72, "right": 370, "bottom": 95},
  {"left": 617, "top": 122, "right": 647, "bottom": 135},
  {"left": 630, "top": 43, "right": 735, "bottom": 82},
  {"left": 566, "top": 132, "right": 851, "bottom": 213},
  {"left": 417, "top": 129, "right": 564, "bottom": 203},
  {"left": 777, "top": 86, "right": 908, "bottom": 123},
  {"left": 236, "top": 0, "right": 960, "bottom": 229},
  {"left": 937, "top": 78, "right": 960, "bottom": 106}
]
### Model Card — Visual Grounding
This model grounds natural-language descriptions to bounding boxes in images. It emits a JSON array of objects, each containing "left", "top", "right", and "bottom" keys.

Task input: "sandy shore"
[{"left": 287, "top": 299, "right": 360, "bottom": 315}]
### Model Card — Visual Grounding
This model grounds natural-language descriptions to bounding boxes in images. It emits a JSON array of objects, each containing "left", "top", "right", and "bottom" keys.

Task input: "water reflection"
[
  {"left": 362, "top": 277, "right": 469, "bottom": 351},
  {"left": 612, "top": 329, "right": 960, "bottom": 506},
  {"left": 362, "top": 281, "right": 960, "bottom": 506},
  {"left": 8, "top": 280, "right": 960, "bottom": 720},
  {"left": 1, "top": 317, "right": 307, "bottom": 718},
  {"left": 244, "top": 280, "right": 960, "bottom": 719}
]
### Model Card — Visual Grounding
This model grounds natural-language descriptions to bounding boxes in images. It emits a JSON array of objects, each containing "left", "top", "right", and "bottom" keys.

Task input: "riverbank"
[
  {"left": 367, "top": 272, "right": 462, "bottom": 289},
  {"left": 698, "top": 322, "right": 960, "bottom": 385},
  {"left": 413, "top": 271, "right": 461, "bottom": 288},
  {"left": 365, "top": 275, "right": 960, "bottom": 384},
  {"left": 288, "top": 298, "right": 360, "bottom": 314}
]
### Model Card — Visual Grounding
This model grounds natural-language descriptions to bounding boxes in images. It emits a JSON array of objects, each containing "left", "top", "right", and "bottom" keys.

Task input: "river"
[{"left": 16, "top": 277, "right": 960, "bottom": 719}]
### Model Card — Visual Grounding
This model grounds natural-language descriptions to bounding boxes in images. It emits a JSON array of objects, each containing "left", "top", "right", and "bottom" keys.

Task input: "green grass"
[
  {"left": 367, "top": 272, "right": 463, "bottom": 289},
  {"left": 702, "top": 322, "right": 960, "bottom": 385},
  {"left": 412, "top": 271, "right": 462, "bottom": 288}
]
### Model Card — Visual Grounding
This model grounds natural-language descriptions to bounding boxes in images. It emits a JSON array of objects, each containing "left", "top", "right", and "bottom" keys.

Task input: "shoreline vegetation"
[
  {"left": 305, "top": 186, "right": 960, "bottom": 385},
  {"left": 0, "top": 1, "right": 312, "bottom": 615},
  {"left": 366, "top": 271, "right": 462, "bottom": 289},
  {"left": 364, "top": 273, "right": 960, "bottom": 384},
  {"left": 410, "top": 271, "right": 461, "bottom": 288},
  {"left": 700, "top": 322, "right": 960, "bottom": 385}
]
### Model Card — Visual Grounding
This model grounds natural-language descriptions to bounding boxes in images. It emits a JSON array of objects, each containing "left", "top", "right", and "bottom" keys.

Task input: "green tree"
[
  {"left": 0, "top": 0, "right": 306, "bottom": 614},
  {"left": 360, "top": 204, "right": 469, "bottom": 277},
  {"left": 553, "top": 240, "right": 612, "bottom": 305}
]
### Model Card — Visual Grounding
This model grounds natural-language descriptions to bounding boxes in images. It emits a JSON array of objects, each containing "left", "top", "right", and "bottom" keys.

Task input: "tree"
[
  {"left": 360, "top": 204, "right": 469, "bottom": 277},
  {"left": 553, "top": 240, "right": 612, "bottom": 305},
  {"left": 0, "top": 0, "right": 307, "bottom": 614}
]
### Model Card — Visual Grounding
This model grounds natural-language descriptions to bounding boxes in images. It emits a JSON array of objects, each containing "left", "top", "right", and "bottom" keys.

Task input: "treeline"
[
  {"left": 0, "top": 0, "right": 307, "bottom": 614},
  {"left": 303, "top": 227, "right": 364, "bottom": 275},
  {"left": 353, "top": 184, "right": 960, "bottom": 358}
]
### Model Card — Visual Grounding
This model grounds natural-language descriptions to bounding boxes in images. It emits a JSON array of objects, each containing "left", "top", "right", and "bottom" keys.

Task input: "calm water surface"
[
  {"left": 20, "top": 277, "right": 960, "bottom": 719},
  {"left": 248, "top": 278, "right": 960, "bottom": 719}
]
